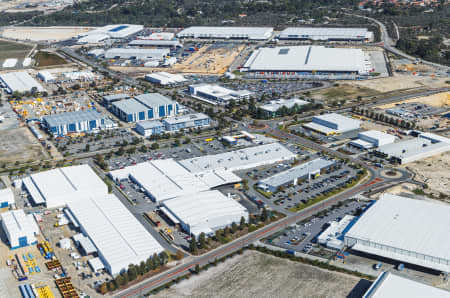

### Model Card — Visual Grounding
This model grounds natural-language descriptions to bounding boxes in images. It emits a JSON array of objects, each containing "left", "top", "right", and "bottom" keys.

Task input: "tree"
[
  {"left": 84, "top": 144, "right": 90, "bottom": 152},
  {"left": 99, "top": 282, "right": 108, "bottom": 294},
  {"left": 151, "top": 142, "right": 159, "bottom": 150},
  {"left": 183, "top": 137, "right": 191, "bottom": 144},
  {"left": 190, "top": 234, "right": 198, "bottom": 253},
  {"left": 261, "top": 208, "right": 269, "bottom": 222},
  {"left": 198, "top": 232, "right": 206, "bottom": 249},
  {"left": 146, "top": 256, "right": 154, "bottom": 271},
  {"left": 231, "top": 222, "right": 238, "bottom": 233},
  {"left": 152, "top": 253, "right": 160, "bottom": 269},
  {"left": 114, "top": 275, "right": 123, "bottom": 288},
  {"left": 194, "top": 264, "right": 200, "bottom": 274},
  {"left": 120, "top": 272, "right": 129, "bottom": 285},
  {"left": 174, "top": 139, "right": 181, "bottom": 147},
  {"left": 139, "top": 145, "right": 147, "bottom": 152},
  {"left": 175, "top": 249, "right": 184, "bottom": 260},
  {"left": 127, "top": 265, "right": 137, "bottom": 281},
  {"left": 139, "top": 261, "right": 147, "bottom": 275},
  {"left": 159, "top": 251, "right": 169, "bottom": 264},
  {"left": 107, "top": 280, "right": 116, "bottom": 292},
  {"left": 240, "top": 216, "right": 246, "bottom": 230}
]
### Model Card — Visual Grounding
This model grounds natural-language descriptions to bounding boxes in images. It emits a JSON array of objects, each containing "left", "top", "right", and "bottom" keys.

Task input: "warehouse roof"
[
  {"left": 103, "top": 93, "right": 130, "bottom": 102},
  {"left": 259, "top": 158, "right": 335, "bottom": 188},
  {"left": 1, "top": 209, "right": 39, "bottom": 239},
  {"left": 68, "top": 194, "right": 163, "bottom": 276},
  {"left": 162, "top": 190, "right": 248, "bottom": 235},
  {"left": 279, "top": 27, "right": 369, "bottom": 39},
  {"left": 179, "top": 143, "right": 296, "bottom": 173},
  {"left": 0, "top": 188, "right": 14, "bottom": 205},
  {"left": 377, "top": 137, "right": 450, "bottom": 161},
  {"left": 313, "top": 113, "right": 361, "bottom": 129},
  {"left": 112, "top": 98, "right": 149, "bottom": 114},
  {"left": 134, "top": 93, "right": 175, "bottom": 107},
  {"left": 359, "top": 130, "right": 395, "bottom": 141},
  {"left": 3, "top": 58, "right": 18, "bottom": 68},
  {"left": 163, "top": 113, "right": 208, "bottom": 125},
  {"left": 303, "top": 122, "right": 336, "bottom": 135},
  {"left": 129, "top": 39, "right": 182, "bottom": 47},
  {"left": 43, "top": 110, "right": 105, "bottom": 127},
  {"left": 243, "top": 46, "right": 367, "bottom": 73},
  {"left": 136, "top": 120, "right": 164, "bottom": 130},
  {"left": 105, "top": 48, "right": 169, "bottom": 59},
  {"left": 363, "top": 271, "right": 450, "bottom": 298},
  {"left": 345, "top": 194, "right": 450, "bottom": 272},
  {"left": 0, "top": 71, "right": 45, "bottom": 93},
  {"left": 177, "top": 26, "right": 273, "bottom": 40},
  {"left": 145, "top": 72, "right": 187, "bottom": 85},
  {"left": 260, "top": 98, "right": 309, "bottom": 112}
]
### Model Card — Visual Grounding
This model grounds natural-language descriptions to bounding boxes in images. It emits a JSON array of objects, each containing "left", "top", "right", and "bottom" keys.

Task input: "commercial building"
[
  {"left": 257, "top": 158, "right": 335, "bottom": 192},
  {"left": 145, "top": 72, "right": 187, "bottom": 86},
  {"left": 259, "top": 98, "right": 310, "bottom": 118},
  {"left": 304, "top": 113, "right": 361, "bottom": 135},
  {"left": 67, "top": 194, "right": 164, "bottom": 276},
  {"left": 278, "top": 27, "right": 373, "bottom": 42},
  {"left": 104, "top": 48, "right": 169, "bottom": 61},
  {"left": 177, "top": 26, "right": 274, "bottom": 40},
  {"left": 222, "top": 131, "right": 257, "bottom": 146},
  {"left": 87, "top": 49, "right": 105, "bottom": 58},
  {"left": 162, "top": 113, "right": 210, "bottom": 132},
  {"left": 37, "top": 71, "right": 56, "bottom": 83},
  {"left": 137, "top": 32, "right": 175, "bottom": 40},
  {"left": 242, "top": 46, "right": 371, "bottom": 79},
  {"left": 0, "top": 188, "right": 14, "bottom": 208},
  {"left": 188, "top": 84, "right": 253, "bottom": 105},
  {"left": 135, "top": 120, "right": 165, "bottom": 137},
  {"left": 20, "top": 164, "right": 108, "bottom": 208},
  {"left": 344, "top": 194, "right": 450, "bottom": 273},
  {"left": 317, "top": 215, "right": 356, "bottom": 250},
  {"left": 78, "top": 24, "right": 144, "bottom": 44},
  {"left": 349, "top": 130, "right": 396, "bottom": 149},
  {"left": 111, "top": 93, "right": 179, "bottom": 122},
  {"left": 42, "top": 110, "right": 114, "bottom": 136},
  {"left": 374, "top": 132, "right": 450, "bottom": 164},
  {"left": 1, "top": 209, "right": 39, "bottom": 249},
  {"left": 0, "top": 71, "right": 46, "bottom": 94},
  {"left": 129, "top": 39, "right": 182, "bottom": 48},
  {"left": 161, "top": 190, "right": 248, "bottom": 237},
  {"left": 363, "top": 271, "right": 450, "bottom": 298}
]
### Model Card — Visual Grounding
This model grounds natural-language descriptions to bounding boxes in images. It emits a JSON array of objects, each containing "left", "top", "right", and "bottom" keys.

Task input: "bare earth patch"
[
  {"left": 0, "top": 127, "right": 46, "bottom": 163},
  {"left": 1, "top": 27, "right": 93, "bottom": 42},
  {"left": 153, "top": 250, "right": 361, "bottom": 298}
]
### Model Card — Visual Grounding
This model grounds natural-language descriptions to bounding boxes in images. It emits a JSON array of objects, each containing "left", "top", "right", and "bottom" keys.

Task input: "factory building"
[
  {"left": 0, "top": 188, "right": 14, "bottom": 208},
  {"left": 145, "top": 72, "right": 187, "bottom": 86},
  {"left": 104, "top": 48, "right": 169, "bottom": 61},
  {"left": 137, "top": 32, "right": 175, "bottom": 40},
  {"left": 362, "top": 271, "right": 450, "bottom": 298},
  {"left": 102, "top": 93, "right": 131, "bottom": 108},
  {"left": 177, "top": 26, "right": 274, "bottom": 40},
  {"left": 242, "top": 46, "right": 371, "bottom": 79},
  {"left": 304, "top": 113, "right": 361, "bottom": 135},
  {"left": 162, "top": 113, "right": 210, "bottom": 132},
  {"left": 188, "top": 84, "right": 253, "bottom": 105},
  {"left": 374, "top": 132, "right": 450, "bottom": 164},
  {"left": 37, "top": 71, "right": 56, "bottom": 83},
  {"left": 278, "top": 27, "right": 373, "bottom": 42},
  {"left": 0, "top": 71, "right": 46, "bottom": 94},
  {"left": 42, "top": 110, "right": 114, "bottom": 136},
  {"left": 349, "top": 130, "right": 396, "bottom": 149},
  {"left": 257, "top": 158, "right": 335, "bottom": 192},
  {"left": 317, "top": 215, "right": 356, "bottom": 250},
  {"left": 77, "top": 24, "right": 144, "bottom": 44},
  {"left": 259, "top": 98, "right": 310, "bottom": 118},
  {"left": 111, "top": 93, "right": 179, "bottom": 122},
  {"left": 161, "top": 190, "right": 249, "bottom": 237},
  {"left": 129, "top": 39, "right": 182, "bottom": 48},
  {"left": 135, "top": 120, "right": 165, "bottom": 137},
  {"left": 344, "top": 194, "right": 450, "bottom": 273},
  {"left": 1, "top": 209, "right": 39, "bottom": 249}
]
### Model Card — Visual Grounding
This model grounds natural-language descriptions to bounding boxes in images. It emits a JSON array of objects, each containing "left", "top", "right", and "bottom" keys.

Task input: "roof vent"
[{"left": 278, "top": 48, "right": 289, "bottom": 55}]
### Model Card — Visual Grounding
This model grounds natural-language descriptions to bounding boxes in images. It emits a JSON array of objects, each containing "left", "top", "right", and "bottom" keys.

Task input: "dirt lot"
[
  {"left": 0, "top": 39, "right": 33, "bottom": 61},
  {"left": 33, "top": 51, "right": 68, "bottom": 67},
  {"left": 1, "top": 27, "right": 93, "bottom": 42},
  {"left": 310, "top": 83, "right": 379, "bottom": 102},
  {"left": 376, "top": 91, "right": 450, "bottom": 109},
  {"left": 154, "top": 251, "right": 363, "bottom": 298},
  {"left": 0, "top": 127, "right": 46, "bottom": 163}
]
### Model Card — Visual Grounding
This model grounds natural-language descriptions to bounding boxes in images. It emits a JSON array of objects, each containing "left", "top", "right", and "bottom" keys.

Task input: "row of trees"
[{"left": 353, "top": 107, "right": 417, "bottom": 130}]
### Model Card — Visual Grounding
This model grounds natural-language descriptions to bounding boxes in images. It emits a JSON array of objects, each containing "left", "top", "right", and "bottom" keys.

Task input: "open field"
[
  {"left": 153, "top": 250, "right": 364, "bottom": 298},
  {"left": 0, "top": 39, "right": 32, "bottom": 61},
  {"left": 33, "top": 51, "right": 68, "bottom": 67},
  {"left": 0, "top": 127, "right": 46, "bottom": 164},
  {"left": 376, "top": 91, "right": 450, "bottom": 109},
  {"left": 1, "top": 27, "right": 93, "bottom": 42},
  {"left": 310, "top": 83, "right": 379, "bottom": 102}
]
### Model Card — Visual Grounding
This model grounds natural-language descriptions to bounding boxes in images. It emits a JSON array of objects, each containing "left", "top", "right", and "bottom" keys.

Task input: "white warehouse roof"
[
  {"left": 1, "top": 209, "right": 39, "bottom": 248},
  {"left": 0, "top": 187, "right": 14, "bottom": 206},
  {"left": 162, "top": 190, "right": 248, "bottom": 237},
  {"left": 145, "top": 72, "right": 187, "bottom": 85},
  {"left": 105, "top": 48, "right": 169, "bottom": 60},
  {"left": 3, "top": 58, "right": 18, "bottom": 68},
  {"left": 363, "top": 271, "right": 450, "bottom": 298},
  {"left": 68, "top": 194, "right": 164, "bottom": 276},
  {"left": 177, "top": 26, "right": 273, "bottom": 40},
  {"left": 0, "top": 71, "right": 46, "bottom": 93},
  {"left": 243, "top": 46, "right": 368, "bottom": 74},
  {"left": 345, "top": 194, "right": 450, "bottom": 272},
  {"left": 279, "top": 27, "right": 371, "bottom": 40},
  {"left": 260, "top": 98, "right": 310, "bottom": 113},
  {"left": 78, "top": 24, "right": 144, "bottom": 43}
]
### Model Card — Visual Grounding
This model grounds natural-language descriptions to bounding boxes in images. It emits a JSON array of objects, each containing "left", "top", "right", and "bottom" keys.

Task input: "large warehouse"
[
  {"left": 349, "top": 130, "right": 396, "bottom": 149},
  {"left": 161, "top": 190, "right": 248, "bottom": 237},
  {"left": 259, "top": 98, "right": 310, "bottom": 118},
  {"left": 278, "top": 27, "right": 373, "bottom": 42},
  {"left": 344, "top": 194, "right": 450, "bottom": 273},
  {"left": 363, "top": 271, "right": 450, "bottom": 298},
  {"left": 67, "top": 195, "right": 164, "bottom": 276},
  {"left": 78, "top": 24, "right": 144, "bottom": 44},
  {"left": 0, "top": 71, "right": 46, "bottom": 94},
  {"left": 374, "top": 132, "right": 450, "bottom": 164},
  {"left": 0, "top": 187, "right": 14, "bottom": 208},
  {"left": 129, "top": 39, "right": 182, "bottom": 48},
  {"left": 42, "top": 110, "right": 114, "bottom": 136},
  {"left": 1, "top": 209, "right": 39, "bottom": 249},
  {"left": 242, "top": 46, "right": 370, "bottom": 78},
  {"left": 145, "top": 72, "right": 187, "bottom": 86},
  {"left": 189, "top": 84, "right": 253, "bottom": 105},
  {"left": 111, "top": 93, "right": 179, "bottom": 122},
  {"left": 257, "top": 158, "right": 335, "bottom": 192},
  {"left": 304, "top": 113, "right": 361, "bottom": 135},
  {"left": 176, "top": 26, "right": 274, "bottom": 40},
  {"left": 20, "top": 165, "right": 108, "bottom": 208},
  {"left": 104, "top": 48, "right": 169, "bottom": 61}
]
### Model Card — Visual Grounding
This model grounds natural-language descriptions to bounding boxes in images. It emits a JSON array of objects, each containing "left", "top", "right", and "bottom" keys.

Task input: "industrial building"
[
  {"left": 242, "top": 46, "right": 371, "bottom": 79},
  {"left": 349, "top": 130, "right": 396, "bottom": 149},
  {"left": 137, "top": 32, "right": 175, "bottom": 40},
  {"left": 259, "top": 98, "right": 310, "bottom": 118},
  {"left": 278, "top": 27, "right": 373, "bottom": 42},
  {"left": 42, "top": 110, "right": 114, "bottom": 136},
  {"left": 362, "top": 271, "right": 450, "bottom": 298},
  {"left": 145, "top": 72, "right": 187, "bottom": 86},
  {"left": 67, "top": 194, "right": 164, "bottom": 276},
  {"left": 1, "top": 209, "right": 39, "bottom": 249},
  {"left": 257, "top": 158, "right": 335, "bottom": 192},
  {"left": 162, "top": 113, "right": 210, "bottom": 132},
  {"left": 304, "top": 113, "right": 361, "bottom": 135},
  {"left": 177, "top": 26, "right": 274, "bottom": 40},
  {"left": 317, "top": 215, "right": 356, "bottom": 250},
  {"left": 188, "top": 84, "right": 253, "bottom": 105},
  {"left": 374, "top": 132, "right": 450, "bottom": 164},
  {"left": 222, "top": 131, "right": 257, "bottom": 146},
  {"left": 0, "top": 188, "right": 14, "bottom": 208},
  {"left": 37, "top": 71, "right": 56, "bottom": 83},
  {"left": 344, "top": 194, "right": 450, "bottom": 273},
  {"left": 3, "top": 58, "right": 18, "bottom": 68},
  {"left": 129, "top": 39, "right": 182, "bottom": 48},
  {"left": 78, "top": 24, "right": 144, "bottom": 44},
  {"left": 111, "top": 93, "right": 179, "bottom": 122},
  {"left": 161, "top": 190, "right": 249, "bottom": 237},
  {"left": 104, "top": 48, "right": 169, "bottom": 61},
  {"left": 135, "top": 120, "right": 165, "bottom": 137},
  {"left": 20, "top": 164, "right": 108, "bottom": 208},
  {"left": 62, "top": 71, "right": 96, "bottom": 81},
  {"left": 102, "top": 93, "right": 131, "bottom": 108},
  {"left": 0, "top": 71, "right": 46, "bottom": 94}
]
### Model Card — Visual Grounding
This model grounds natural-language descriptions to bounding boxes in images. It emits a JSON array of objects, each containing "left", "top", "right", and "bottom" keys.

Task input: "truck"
[{"left": 285, "top": 249, "right": 295, "bottom": 256}]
